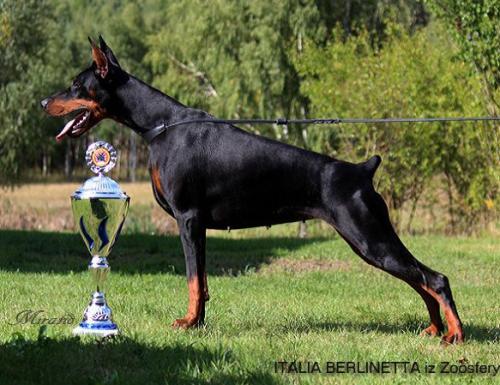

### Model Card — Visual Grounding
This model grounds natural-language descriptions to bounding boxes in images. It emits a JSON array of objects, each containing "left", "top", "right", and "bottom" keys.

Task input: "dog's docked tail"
[{"left": 361, "top": 155, "right": 381, "bottom": 179}]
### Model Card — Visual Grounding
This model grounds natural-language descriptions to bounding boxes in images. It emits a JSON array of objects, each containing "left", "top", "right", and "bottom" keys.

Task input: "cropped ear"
[
  {"left": 88, "top": 36, "right": 108, "bottom": 78},
  {"left": 98, "top": 35, "right": 120, "bottom": 68}
]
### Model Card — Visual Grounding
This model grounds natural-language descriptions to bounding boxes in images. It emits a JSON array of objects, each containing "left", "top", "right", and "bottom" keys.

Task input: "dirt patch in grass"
[{"left": 259, "top": 258, "right": 351, "bottom": 274}]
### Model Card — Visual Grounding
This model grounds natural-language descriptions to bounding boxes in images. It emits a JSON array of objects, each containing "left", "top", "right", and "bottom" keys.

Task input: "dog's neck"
[{"left": 110, "top": 73, "right": 185, "bottom": 136}]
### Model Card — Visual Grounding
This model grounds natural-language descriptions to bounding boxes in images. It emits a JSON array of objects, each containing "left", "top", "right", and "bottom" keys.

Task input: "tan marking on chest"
[{"left": 150, "top": 166, "right": 166, "bottom": 197}]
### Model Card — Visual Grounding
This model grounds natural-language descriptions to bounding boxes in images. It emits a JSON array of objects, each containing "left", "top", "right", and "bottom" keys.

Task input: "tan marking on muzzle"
[{"left": 45, "top": 97, "right": 104, "bottom": 117}]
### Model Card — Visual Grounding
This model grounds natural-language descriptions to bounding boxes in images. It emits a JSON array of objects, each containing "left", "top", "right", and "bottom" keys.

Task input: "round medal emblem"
[{"left": 85, "top": 141, "right": 117, "bottom": 174}]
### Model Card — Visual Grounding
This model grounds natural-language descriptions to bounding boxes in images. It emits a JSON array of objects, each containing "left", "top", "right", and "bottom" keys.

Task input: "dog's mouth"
[{"left": 56, "top": 109, "right": 96, "bottom": 142}]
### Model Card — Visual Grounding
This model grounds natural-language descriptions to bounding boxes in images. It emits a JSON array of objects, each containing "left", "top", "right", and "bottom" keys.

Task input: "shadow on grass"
[
  {"left": 0, "top": 229, "right": 329, "bottom": 276},
  {"left": 277, "top": 319, "right": 499, "bottom": 343},
  {"left": 0, "top": 333, "right": 278, "bottom": 385}
]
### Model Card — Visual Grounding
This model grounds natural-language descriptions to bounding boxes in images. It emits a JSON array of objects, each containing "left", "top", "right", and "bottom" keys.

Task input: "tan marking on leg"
[
  {"left": 172, "top": 277, "right": 202, "bottom": 329},
  {"left": 416, "top": 285, "right": 444, "bottom": 337},
  {"left": 422, "top": 286, "right": 464, "bottom": 344}
]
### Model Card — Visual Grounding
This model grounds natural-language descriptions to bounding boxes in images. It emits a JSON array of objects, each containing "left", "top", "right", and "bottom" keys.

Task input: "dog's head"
[{"left": 41, "top": 36, "right": 125, "bottom": 141}]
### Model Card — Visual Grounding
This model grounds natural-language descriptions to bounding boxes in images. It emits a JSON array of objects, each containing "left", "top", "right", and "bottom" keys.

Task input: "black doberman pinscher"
[{"left": 41, "top": 37, "right": 464, "bottom": 344}]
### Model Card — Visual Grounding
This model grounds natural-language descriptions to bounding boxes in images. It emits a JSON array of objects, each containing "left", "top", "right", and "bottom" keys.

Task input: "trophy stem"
[
  {"left": 89, "top": 256, "right": 110, "bottom": 292},
  {"left": 72, "top": 255, "right": 119, "bottom": 337}
]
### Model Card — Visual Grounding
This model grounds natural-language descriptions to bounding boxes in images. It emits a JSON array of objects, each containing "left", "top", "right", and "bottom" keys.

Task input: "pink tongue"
[{"left": 56, "top": 118, "right": 75, "bottom": 142}]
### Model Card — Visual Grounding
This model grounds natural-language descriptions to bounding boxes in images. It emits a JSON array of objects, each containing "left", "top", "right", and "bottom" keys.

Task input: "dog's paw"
[
  {"left": 419, "top": 324, "right": 443, "bottom": 337},
  {"left": 172, "top": 318, "right": 194, "bottom": 329},
  {"left": 172, "top": 317, "right": 201, "bottom": 329},
  {"left": 440, "top": 331, "right": 464, "bottom": 345}
]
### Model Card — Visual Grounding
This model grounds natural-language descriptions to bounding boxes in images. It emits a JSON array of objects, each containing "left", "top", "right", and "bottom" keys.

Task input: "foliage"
[
  {"left": 0, "top": 0, "right": 497, "bottom": 233},
  {"left": 0, "top": 0, "right": 165, "bottom": 182},
  {"left": 148, "top": 0, "right": 317, "bottom": 147},
  {"left": 295, "top": 23, "right": 497, "bottom": 231},
  {"left": 147, "top": 0, "right": 428, "bottom": 146},
  {"left": 0, "top": 0, "right": 60, "bottom": 183},
  {"left": 425, "top": 0, "right": 500, "bottom": 114}
]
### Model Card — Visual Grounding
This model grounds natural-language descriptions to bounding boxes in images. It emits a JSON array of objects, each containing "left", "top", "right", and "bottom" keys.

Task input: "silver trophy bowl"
[{"left": 71, "top": 141, "right": 129, "bottom": 337}]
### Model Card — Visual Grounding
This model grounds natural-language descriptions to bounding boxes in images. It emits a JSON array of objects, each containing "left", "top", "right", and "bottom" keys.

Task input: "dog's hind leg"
[
  {"left": 198, "top": 253, "right": 209, "bottom": 324},
  {"left": 327, "top": 187, "right": 463, "bottom": 344},
  {"left": 172, "top": 209, "right": 207, "bottom": 329},
  {"left": 410, "top": 283, "right": 444, "bottom": 337}
]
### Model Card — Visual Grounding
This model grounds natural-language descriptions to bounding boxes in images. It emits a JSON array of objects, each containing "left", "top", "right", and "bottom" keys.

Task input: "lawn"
[{"left": 0, "top": 228, "right": 498, "bottom": 385}]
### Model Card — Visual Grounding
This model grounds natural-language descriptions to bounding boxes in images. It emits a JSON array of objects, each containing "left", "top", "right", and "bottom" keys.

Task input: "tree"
[
  {"left": 0, "top": 0, "right": 431, "bottom": 183},
  {"left": 426, "top": 0, "right": 500, "bottom": 114},
  {"left": 1, "top": 0, "right": 160, "bottom": 182},
  {"left": 295, "top": 22, "right": 496, "bottom": 232},
  {"left": 147, "top": 1, "right": 428, "bottom": 143},
  {"left": 0, "top": 0, "right": 62, "bottom": 183}
]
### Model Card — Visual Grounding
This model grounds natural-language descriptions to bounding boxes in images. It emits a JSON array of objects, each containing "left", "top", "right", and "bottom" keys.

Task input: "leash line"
[{"left": 143, "top": 116, "right": 499, "bottom": 143}]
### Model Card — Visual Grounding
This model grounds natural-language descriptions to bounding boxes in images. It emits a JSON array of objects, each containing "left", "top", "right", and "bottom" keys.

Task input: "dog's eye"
[{"left": 73, "top": 81, "right": 82, "bottom": 89}]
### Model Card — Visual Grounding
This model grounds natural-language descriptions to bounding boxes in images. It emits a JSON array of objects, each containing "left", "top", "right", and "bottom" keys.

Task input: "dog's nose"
[{"left": 40, "top": 98, "right": 50, "bottom": 109}]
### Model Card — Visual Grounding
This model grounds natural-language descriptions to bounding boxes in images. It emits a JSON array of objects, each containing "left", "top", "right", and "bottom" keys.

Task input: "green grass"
[{"left": 0, "top": 229, "right": 498, "bottom": 384}]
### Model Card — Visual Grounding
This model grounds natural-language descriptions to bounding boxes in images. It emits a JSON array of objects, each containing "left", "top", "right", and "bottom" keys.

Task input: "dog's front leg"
[{"left": 173, "top": 210, "right": 207, "bottom": 329}]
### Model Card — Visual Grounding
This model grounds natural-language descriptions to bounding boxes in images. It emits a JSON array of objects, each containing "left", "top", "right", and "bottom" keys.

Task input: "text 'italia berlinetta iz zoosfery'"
[{"left": 274, "top": 360, "right": 500, "bottom": 376}]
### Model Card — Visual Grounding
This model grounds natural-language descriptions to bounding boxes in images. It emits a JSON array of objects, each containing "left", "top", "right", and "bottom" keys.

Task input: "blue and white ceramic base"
[
  {"left": 73, "top": 322, "right": 119, "bottom": 337},
  {"left": 73, "top": 291, "right": 119, "bottom": 337}
]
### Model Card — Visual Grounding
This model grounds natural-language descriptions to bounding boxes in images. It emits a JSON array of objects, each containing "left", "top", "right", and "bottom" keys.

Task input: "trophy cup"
[{"left": 71, "top": 141, "right": 129, "bottom": 337}]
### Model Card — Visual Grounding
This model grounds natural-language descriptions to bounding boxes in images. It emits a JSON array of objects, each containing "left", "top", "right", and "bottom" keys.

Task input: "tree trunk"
[
  {"left": 42, "top": 152, "right": 48, "bottom": 177},
  {"left": 343, "top": 0, "right": 352, "bottom": 36},
  {"left": 406, "top": 191, "right": 421, "bottom": 234},
  {"left": 298, "top": 221, "right": 308, "bottom": 239},
  {"left": 64, "top": 140, "right": 74, "bottom": 179},
  {"left": 445, "top": 172, "right": 455, "bottom": 234}
]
